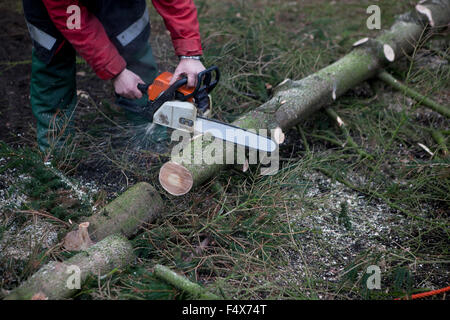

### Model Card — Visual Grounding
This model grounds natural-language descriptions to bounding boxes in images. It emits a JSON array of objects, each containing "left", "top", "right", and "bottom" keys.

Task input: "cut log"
[
  {"left": 159, "top": 162, "right": 193, "bottom": 196},
  {"left": 273, "top": 127, "right": 286, "bottom": 144},
  {"left": 383, "top": 44, "right": 396, "bottom": 62},
  {"left": 431, "top": 130, "right": 449, "bottom": 157},
  {"left": 159, "top": 0, "right": 450, "bottom": 195},
  {"left": 324, "top": 107, "right": 374, "bottom": 160},
  {"left": 63, "top": 222, "right": 94, "bottom": 251},
  {"left": 352, "top": 37, "right": 369, "bottom": 47},
  {"left": 4, "top": 234, "right": 134, "bottom": 300},
  {"left": 87, "top": 182, "right": 165, "bottom": 241}
]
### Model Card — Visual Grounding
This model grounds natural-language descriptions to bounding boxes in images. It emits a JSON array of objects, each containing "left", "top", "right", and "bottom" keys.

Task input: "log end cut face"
[{"left": 159, "top": 162, "right": 194, "bottom": 196}]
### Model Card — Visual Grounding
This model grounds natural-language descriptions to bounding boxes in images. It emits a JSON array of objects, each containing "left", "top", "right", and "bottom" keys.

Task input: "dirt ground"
[{"left": 0, "top": 9, "right": 33, "bottom": 145}]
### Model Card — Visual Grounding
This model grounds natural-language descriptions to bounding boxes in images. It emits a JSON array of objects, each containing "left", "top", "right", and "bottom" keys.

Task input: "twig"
[
  {"left": 424, "top": 45, "right": 450, "bottom": 61},
  {"left": 16, "top": 210, "right": 71, "bottom": 227},
  {"left": 377, "top": 70, "right": 450, "bottom": 118}
]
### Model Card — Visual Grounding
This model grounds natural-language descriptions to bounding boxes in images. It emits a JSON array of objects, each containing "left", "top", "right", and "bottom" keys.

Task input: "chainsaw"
[{"left": 122, "top": 66, "right": 276, "bottom": 153}]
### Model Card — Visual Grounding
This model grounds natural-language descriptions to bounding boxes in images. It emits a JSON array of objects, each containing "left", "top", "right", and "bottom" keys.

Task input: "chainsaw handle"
[
  {"left": 202, "top": 65, "right": 220, "bottom": 93},
  {"left": 182, "top": 66, "right": 220, "bottom": 100}
]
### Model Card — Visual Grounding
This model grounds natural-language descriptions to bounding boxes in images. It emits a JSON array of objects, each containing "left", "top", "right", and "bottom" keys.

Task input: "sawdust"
[{"left": 275, "top": 169, "right": 437, "bottom": 292}]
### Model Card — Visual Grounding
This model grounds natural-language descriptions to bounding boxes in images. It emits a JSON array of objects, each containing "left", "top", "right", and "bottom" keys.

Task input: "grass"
[{"left": 1, "top": 0, "right": 449, "bottom": 300}]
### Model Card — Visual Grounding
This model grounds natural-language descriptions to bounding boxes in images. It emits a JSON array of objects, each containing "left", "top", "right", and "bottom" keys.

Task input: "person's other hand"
[
  {"left": 112, "top": 68, "right": 145, "bottom": 99},
  {"left": 170, "top": 58, "right": 206, "bottom": 87}
]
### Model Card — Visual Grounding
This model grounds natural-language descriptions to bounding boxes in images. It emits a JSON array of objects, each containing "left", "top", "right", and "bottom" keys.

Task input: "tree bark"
[
  {"left": 159, "top": 0, "right": 450, "bottom": 195},
  {"left": 4, "top": 234, "right": 134, "bottom": 300},
  {"left": 87, "top": 182, "right": 165, "bottom": 241}
]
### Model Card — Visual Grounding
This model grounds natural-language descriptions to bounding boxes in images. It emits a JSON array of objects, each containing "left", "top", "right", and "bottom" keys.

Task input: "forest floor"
[{"left": 0, "top": 0, "right": 449, "bottom": 300}]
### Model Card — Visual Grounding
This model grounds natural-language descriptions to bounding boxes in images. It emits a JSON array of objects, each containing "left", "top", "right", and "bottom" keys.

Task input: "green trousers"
[{"left": 31, "top": 42, "right": 164, "bottom": 152}]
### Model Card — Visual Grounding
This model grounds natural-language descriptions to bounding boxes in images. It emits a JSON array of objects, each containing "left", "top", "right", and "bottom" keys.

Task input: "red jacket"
[{"left": 41, "top": 0, "right": 203, "bottom": 80}]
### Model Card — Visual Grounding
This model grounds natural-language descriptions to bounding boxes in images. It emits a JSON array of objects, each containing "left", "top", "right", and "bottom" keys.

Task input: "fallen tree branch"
[
  {"left": 154, "top": 264, "right": 221, "bottom": 300},
  {"left": 4, "top": 234, "right": 134, "bottom": 300},
  {"left": 377, "top": 70, "right": 450, "bottom": 118},
  {"left": 159, "top": 0, "right": 450, "bottom": 195}
]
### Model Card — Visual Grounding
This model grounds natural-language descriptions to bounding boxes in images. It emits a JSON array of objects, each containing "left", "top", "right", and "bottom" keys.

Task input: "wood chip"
[
  {"left": 416, "top": 4, "right": 435, "bottom": 27},
  {"left": 63, "top": 222, "right": 94, "bottom": 251},
  {"left": 352, "top": 37, "right": 369, "bottom": 47},
  {"left": 383, "top": 44, "right": 395, "bottom": 62}
]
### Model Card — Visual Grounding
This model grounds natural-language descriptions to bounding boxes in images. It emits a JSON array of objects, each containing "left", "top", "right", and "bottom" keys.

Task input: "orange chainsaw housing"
[{"left": 146, "top": 72, "right": 194, "bottom": 102}]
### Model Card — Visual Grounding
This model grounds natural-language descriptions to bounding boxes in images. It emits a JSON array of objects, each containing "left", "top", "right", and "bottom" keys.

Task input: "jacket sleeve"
[
  {"left": 41, "top": 0, "right": 126, "bottom": 80},
  {"left": 152, "top": 0, "right": 203, "bottom": 56}
]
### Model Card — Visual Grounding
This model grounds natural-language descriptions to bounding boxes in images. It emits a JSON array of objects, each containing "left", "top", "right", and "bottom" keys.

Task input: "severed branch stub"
[
  {"left": 273, "top": 127, "right": 285, "bottom": 145},
  {"left": 324, "top": 107, "right": 374, "bottom": 160},
  {"left": 63, "top": 222, "right": 94, "bottom": 251},
  {"left": 383, "top": 44, "right": 396, "bottom": 62},
  {"left": 377, "top": 70, "right": 450, "bottom": 118},
  {"left": 4, "top": 234, "right": 134, "bottom": 300},
  {"left": 87, "top": 182, "right": 165, "bottom": 241}
]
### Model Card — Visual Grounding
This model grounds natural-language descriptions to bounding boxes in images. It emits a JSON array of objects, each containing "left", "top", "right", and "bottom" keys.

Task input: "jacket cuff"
[
  {"left": 95, "top": 50, "right": 127, "bottom": 80},
  {"left": 173, "top": 38, "right": 203, "bottom": 57}
]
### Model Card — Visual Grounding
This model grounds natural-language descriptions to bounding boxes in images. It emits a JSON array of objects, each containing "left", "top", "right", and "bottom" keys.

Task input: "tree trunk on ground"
[
  {"left": 87, "top": 182, "right": 165, "bottom": 241},
  {"left": 159, "top": 0, "right": 450, "bottom": 196},
  {"left": 4, "top": 234, "right": 134, "bottom": 300}
]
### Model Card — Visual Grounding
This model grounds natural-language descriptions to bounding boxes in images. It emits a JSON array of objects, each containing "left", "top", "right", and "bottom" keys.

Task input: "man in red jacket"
[{"left": 23, "top": 0, "right": 205, "bottom": 152}]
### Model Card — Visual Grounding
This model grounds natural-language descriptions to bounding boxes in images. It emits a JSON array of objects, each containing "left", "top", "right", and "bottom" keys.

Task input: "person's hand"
[
  {"left": 112, "top": 68, "right": 145, "bottom": 99},
  {"left": 170, "top": 58, "right": 206, "bottom": 87}
]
